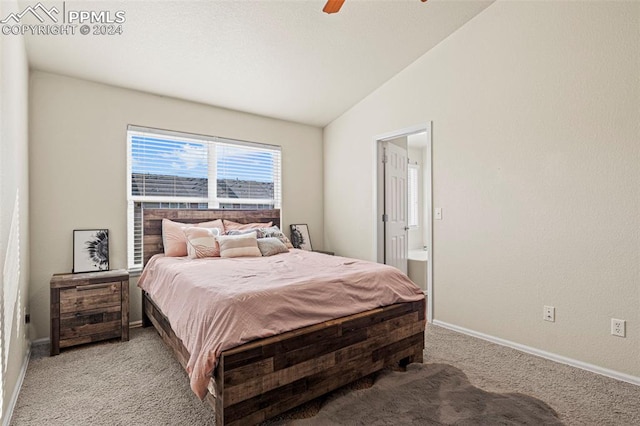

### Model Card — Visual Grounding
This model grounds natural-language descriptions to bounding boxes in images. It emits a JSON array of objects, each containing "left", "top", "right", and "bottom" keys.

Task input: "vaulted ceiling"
[{"left": 23, "top": 0, "right": 493, "bottom": 126}]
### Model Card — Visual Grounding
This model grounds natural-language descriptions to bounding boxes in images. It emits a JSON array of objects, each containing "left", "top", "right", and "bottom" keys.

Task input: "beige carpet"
[{"left": 10, "top": 325, "right": 640, "bottom": 425}]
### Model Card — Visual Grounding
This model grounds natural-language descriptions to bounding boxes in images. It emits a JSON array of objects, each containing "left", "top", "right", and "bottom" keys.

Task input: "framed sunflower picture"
[{"left": 73, "top": 229, "right": 109, "bottom": 273}]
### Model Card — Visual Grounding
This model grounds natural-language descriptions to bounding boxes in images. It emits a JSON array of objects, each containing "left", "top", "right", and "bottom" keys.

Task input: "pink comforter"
[{"left": 137, "top": 249, "right": 424, "bottom": 399}]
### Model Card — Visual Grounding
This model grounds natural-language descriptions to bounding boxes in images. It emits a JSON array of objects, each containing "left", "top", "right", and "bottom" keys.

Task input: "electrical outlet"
[
  {"left": 543, "top": 306, "right": 555, "bottom": 322},
  {"left": 611, "top": 319, "right": 626, "bottom": 337}
]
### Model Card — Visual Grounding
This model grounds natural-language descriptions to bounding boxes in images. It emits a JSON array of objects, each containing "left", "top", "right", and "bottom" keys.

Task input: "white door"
[{"left": 384, "top": 142, "right": 408, "bottom": 274}]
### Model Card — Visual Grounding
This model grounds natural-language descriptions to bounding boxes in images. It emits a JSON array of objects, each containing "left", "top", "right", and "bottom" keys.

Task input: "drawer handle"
[{"left": 76, "top": 283, "right": 113, "bottom": 291}]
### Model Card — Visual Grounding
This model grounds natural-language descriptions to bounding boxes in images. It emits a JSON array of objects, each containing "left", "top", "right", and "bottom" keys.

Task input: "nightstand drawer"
[
  {"left": 60, "top": 308, "right": 122, "bottom": 341},
  {"left": 60, "top": 282, "right": 121, "bottom": 314},
  {"left": 60, "top": 322, "right": 122, "bottom": 347}
]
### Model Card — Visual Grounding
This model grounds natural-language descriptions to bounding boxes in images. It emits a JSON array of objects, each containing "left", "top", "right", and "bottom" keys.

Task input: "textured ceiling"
[{"left": 23, "top": 0, "right": 493, "bottom": 126}]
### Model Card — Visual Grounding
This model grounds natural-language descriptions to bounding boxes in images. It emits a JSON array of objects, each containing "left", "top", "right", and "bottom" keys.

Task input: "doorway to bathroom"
[{"left": 375, "top": 123, "right": 433, "bottom": 322}]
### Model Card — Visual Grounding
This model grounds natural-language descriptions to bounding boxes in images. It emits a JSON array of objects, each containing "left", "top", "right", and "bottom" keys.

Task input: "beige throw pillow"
[{"left": 217, "top": 231, "right": 261, "bottom": 258}]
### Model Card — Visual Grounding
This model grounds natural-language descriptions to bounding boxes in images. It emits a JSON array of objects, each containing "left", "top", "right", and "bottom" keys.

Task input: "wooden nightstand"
[{"left": 50, "top": 269, "right": 129, "bottom": 356}]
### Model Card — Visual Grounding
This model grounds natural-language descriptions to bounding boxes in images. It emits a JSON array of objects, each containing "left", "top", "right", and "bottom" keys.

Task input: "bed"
[{"left": 140, "top": 208, "right": 426, "bottom": 425}]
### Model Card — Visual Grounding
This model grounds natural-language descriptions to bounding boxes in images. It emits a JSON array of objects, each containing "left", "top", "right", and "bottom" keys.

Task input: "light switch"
[{"left": 435, "top": 208, "right": 442, "bottom": 220}]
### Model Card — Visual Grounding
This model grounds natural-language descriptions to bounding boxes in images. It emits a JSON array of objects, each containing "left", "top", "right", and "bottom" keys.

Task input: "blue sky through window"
[{"left": 131, "top": 136, "right": 274, "bottom": 182}]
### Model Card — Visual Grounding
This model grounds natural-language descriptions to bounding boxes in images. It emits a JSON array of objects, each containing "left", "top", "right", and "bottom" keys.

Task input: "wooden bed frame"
[{"left": 141, "top": 208, "right": 426, "bottom": 425}]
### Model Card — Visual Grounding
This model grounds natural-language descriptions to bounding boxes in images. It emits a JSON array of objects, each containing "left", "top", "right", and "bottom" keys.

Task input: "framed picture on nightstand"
[
  {"left": 290, "top": 224, "right": 312, "bottom": 251},
  {"left": 73, "top": 229, "right": 109, "bottom": 273}
]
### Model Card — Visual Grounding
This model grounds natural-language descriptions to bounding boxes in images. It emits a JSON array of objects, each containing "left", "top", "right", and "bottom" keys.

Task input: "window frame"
[{"left": 126, "top": 125, "right": 282, "bottom": 271}]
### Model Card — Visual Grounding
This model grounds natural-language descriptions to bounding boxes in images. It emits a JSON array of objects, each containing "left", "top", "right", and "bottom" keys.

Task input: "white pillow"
[{"left": 217, "top": 231, "right": 261, "bottom": 258}]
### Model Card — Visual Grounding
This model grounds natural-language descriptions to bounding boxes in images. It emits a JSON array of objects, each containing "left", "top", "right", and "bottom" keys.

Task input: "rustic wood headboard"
[{"left": 142, "top": 208, "right": 281, "bottom": 266}]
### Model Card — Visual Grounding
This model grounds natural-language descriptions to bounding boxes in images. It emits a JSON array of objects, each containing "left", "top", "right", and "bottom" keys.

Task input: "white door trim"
[{"left": 373, "top": 122, "right": 433, "bottom": 323}]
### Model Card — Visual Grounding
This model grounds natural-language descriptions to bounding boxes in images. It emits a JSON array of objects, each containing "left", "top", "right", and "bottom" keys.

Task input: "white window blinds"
[{"left": 126, "top": 126, "right": 282, "bottom": 270}]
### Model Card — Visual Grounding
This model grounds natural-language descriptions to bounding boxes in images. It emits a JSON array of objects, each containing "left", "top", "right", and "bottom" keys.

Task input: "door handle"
[{"left": 404, "top": 226, "right": 410, "bottom": 231}]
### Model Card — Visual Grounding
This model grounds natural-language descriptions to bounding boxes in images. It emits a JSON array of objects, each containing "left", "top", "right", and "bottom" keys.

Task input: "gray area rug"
[
  {"left": 10, "top": 326, "right": 640, "bottom": 425},
  {"left": 290, "top": 363, "right": 563, "bottom": 425}
]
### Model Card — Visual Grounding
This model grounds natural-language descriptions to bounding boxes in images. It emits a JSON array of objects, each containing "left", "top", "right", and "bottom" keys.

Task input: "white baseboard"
[
  {"left": 3, "top": 342, "right": 31, "bottom": 426},
  {"left": 30, "top": 337, "right": 49, "bottom": 346},
  {"left": 432, "top": 320, "right": 640, "bottom": 387},
  {"left": 129, "top": 320, "right": 143, "bottom": 329}
]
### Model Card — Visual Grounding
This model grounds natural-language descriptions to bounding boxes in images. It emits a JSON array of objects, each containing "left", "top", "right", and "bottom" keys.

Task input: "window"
[
  {"left": 127, "top": 126, "right": 281, "bottom": 270},
  {"left": 408, "top": 165, "right": 419, "bottom": 228}
]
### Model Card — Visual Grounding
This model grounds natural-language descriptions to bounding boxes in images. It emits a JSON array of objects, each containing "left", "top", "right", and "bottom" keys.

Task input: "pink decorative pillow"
[
  {"left": 162, "top": 218, "right": 224, "bottom": 257},
  {"left": 223, "top": 219, "right": 273, "bottom": 233},
  {"left": 184, "top": 227, "right": 222, "bottom": 258}
]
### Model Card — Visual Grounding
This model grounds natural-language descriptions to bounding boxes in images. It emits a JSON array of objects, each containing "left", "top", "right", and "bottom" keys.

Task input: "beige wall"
[
  {"left": 324, "top": 1, "right": 639, "bottom": 377},
  {"left": 0, "top": 0, "right": 30, "bottom": 421},
  {"left": 29, "top": 71, "right": 324, "bottom": 339}
]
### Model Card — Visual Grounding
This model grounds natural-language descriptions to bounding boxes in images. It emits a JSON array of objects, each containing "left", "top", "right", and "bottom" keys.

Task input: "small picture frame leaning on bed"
[
  {"left": 73, "top": 229, "right": 110, "bottom": 273},
  {"left": 290, "top": 224, "right": 312, "bottom": 251}
]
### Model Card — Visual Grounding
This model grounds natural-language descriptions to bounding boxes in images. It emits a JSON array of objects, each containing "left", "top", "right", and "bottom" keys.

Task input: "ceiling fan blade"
[
  {"left": 323, "top": 0, "right": 345, "bottom": 14},
  {"left": 323, "top": 0, "right": 426, "bottom": 15}
]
